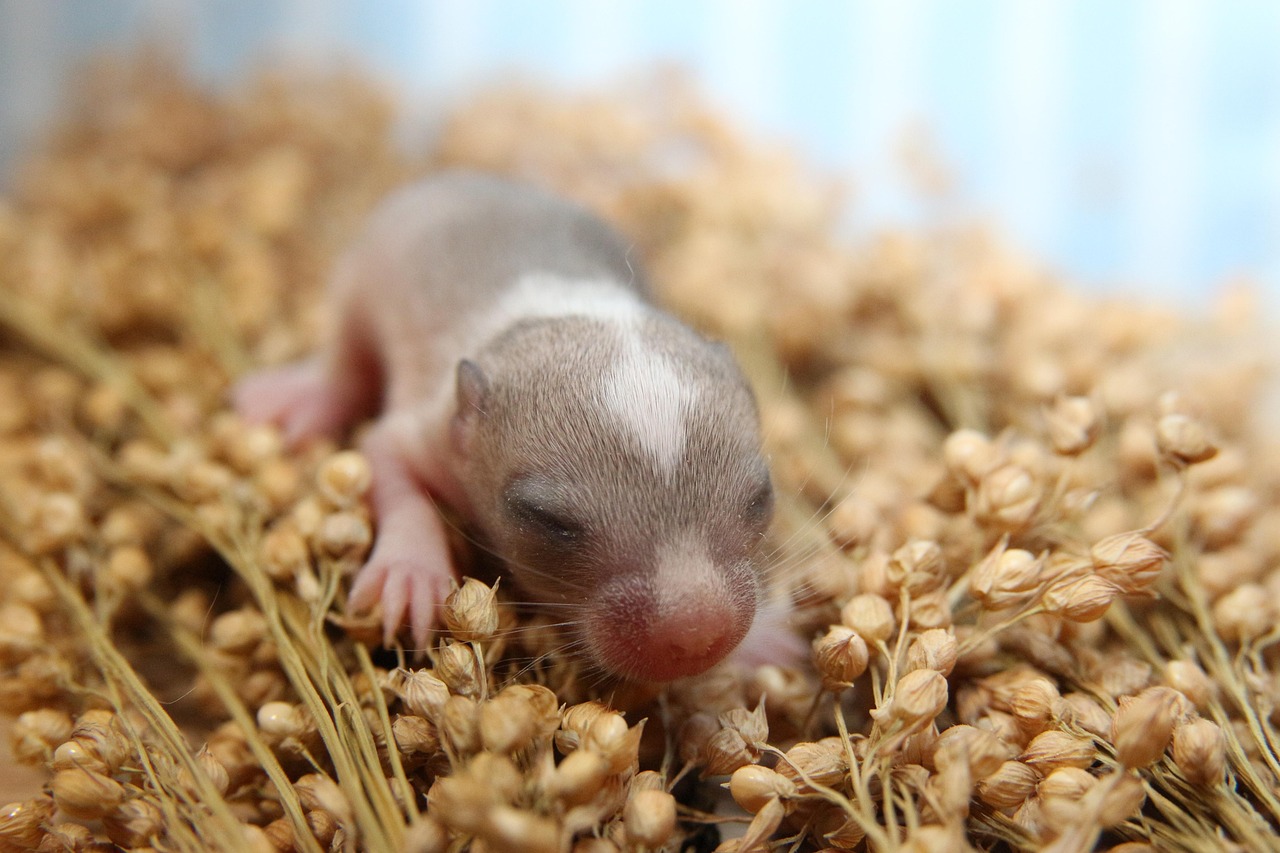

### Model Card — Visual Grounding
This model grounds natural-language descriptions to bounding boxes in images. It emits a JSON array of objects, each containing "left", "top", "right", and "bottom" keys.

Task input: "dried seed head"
[
  {"left": 944, "top": 429, "right": 998, "bottom": 484},
  {"left": 1042, "top": 574, "right": 1120, "bottom": 623},
  {"left": 550, "top": 747, "right": 611, "bottom": 806},
  {"left": 974, "top": 464, "right": 1041, "bottom": 530},
  {"left": 51, "top": 768, "right": 125, "bottom": 820},
  {"left": 443, "top": 578, "right": 500, "bottom": 642},
  {"left": 1009, "top": 678, "right": 1060, "bottom": 737},
  {"left": 1164, "top": 660, "right": 1215, "bottom": 710},
  {"left": 0, "top": 796, "right": 55, "bottom": 849},
  {"left": 812, "top": 625, "right": 870, "bottom": 689},
  {"left": 66, "top": 715, "right": 130, "bottom": 775},
  {"left": 728, "top": 765, "right": 797, "bottom": 813},
  {"left": 480, "top": 692, "right": 539, "bottom": 754},
  {"left": 587, "top": 715, "right": 645, "bottom": 776},
  {"left": 392, "top": 714, "right": 439, "bottom": 757},
  {"left": 1090, "top": 533, "right": 1167, "bottom": 595},
  {"left": 558, "top": 701, "right": 613, "bottom": 754},
  {"left": 1155, "top": 413, "right": 1217, "bottom": 467},
  {"left": 886, "top": 540, "right": 947, "bottom": 594},
  {"left": 397, "top": 669, "right": 450, "bottom": 721},
  {"left": 840, "top": 593, "right": 896, "bottom": 643},
  {"left": 976, "top": 760, "right": 1041, "bottom": 810},
  {"left": 1019, "top": 730, "right": 1096, "bottom": 773},
  {"left": 1046, "top": 396, "right": 1100, "bottom": 456},
  {"left": 1172, "top": 718, "right": 1226, "bottom": 786},
  {"left": 260, "top": 524, "right": 310, "bottom": 582},
  {"left": 774, "top": 739, "right": 847, "bottom": 794},
  {"left": 1112, "top": 687, "right": 1184, "bottom": 769},
  {"left": 436, "top": 641, "right": 482, "bottom": 697},
  {"left": 210, "top": 608, "right": 267, "bottom": 655},
  {"left": 316, "top": 450, "right": 372, "bottom": 506},
  {"left": 906, "top": 629, "right": 958, "bottom": 676},
  {"left": 1037, "top": 766, "right": 1095, "bottom": 801},
  {"left": 624, "top": 789, "right": 676, "bottom": 848},
  {"left": 440, "top": 695, "right": 482, "bottom": 755},
  {"left": 872, "top": 669, "right": 949, "bottom": 729}
]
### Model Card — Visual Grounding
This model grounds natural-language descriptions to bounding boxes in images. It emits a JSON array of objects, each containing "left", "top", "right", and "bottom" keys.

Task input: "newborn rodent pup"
[{"left": 236, "top": 171, "right": 778, "bottom": 682}]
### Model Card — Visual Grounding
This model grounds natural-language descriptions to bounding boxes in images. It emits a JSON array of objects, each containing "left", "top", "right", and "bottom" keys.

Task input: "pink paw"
[
  {"left": 232, "top": 359, "right": 354, "bottom": 446},
  {"left": 348, "top": 555, "right": 454, "bottom": 651}
]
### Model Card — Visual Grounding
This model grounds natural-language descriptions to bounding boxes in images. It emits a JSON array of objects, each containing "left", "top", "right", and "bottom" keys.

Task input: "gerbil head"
[{"left": 450, "top": 313, "right": 773, "bottom": 682}]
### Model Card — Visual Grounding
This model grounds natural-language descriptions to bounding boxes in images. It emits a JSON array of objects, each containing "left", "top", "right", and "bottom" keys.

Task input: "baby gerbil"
[{"left": 235, "top": 170, "right": 789, "bottom": 682}]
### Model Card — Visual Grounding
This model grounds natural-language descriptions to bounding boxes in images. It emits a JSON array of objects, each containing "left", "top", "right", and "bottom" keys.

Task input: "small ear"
[{"left": 451, "top": 359, "right": 490, "bottom": 456}]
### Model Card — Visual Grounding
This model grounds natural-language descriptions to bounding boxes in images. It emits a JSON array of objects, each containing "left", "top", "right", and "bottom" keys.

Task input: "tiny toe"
[
  {"left": 348, "top": 563, "right": 385, "bottom": 613},
  {"left": 381, "top": 570, "right": 411, "bottom": 648},
  {"left": 409, "top": 579, "right": 441, "bottom": 652}
]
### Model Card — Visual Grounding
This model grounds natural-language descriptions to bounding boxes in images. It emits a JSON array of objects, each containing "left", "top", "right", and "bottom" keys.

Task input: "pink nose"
[{"left": 586, "top": 585, "right": 754, "bottom": 682}]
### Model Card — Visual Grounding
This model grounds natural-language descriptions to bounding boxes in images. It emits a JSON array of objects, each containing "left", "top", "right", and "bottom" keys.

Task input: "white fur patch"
[
  {"left": 600, "top": 329, "right": 696, "bottom": 475},
  {"left": 494, "top": 272, "right": 645, "bottom": 327}
]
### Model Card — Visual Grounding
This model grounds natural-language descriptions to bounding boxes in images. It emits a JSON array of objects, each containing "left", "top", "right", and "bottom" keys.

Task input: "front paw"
[{"left": 348, "top": 555, "right": 455, "bottom": 651}]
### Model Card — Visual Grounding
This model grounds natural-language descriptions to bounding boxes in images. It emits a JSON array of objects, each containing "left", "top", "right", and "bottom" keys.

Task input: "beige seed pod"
[
  {"left": 210, "top": 608, "right": 267, "bottom": 655},
  {"left": 969, "top": 544, "right": 1045, "bottom": 610},
  {"left": 51, "top": 768, "right": 125, "bottom": 820},
  {"left": 1019, "top": 731, "right": 1096, "bottom": 773},
  {"left": 38, "top": 820, "right": 95, "bottom": 852},
  {"left": 0, "top": 603, "right": 43, "bottom": 661},
  {"left": 10, "top": 708, "right": 73, "bottom": 765},
  {"left": 27, "top": 492, "right": 87, "bottom": 554},
  {"left": 480, "top": 693, "right": 539, "bottom": 754},
  {"left": 256, "top": 702, "right": 309, "bottom": 740},
  {"left": 976, "top": 760, "right": 1041, "bottom": 810},
  {"left": 735, "top": 795, "right": 785, "bottom": 852},
  {"left": 624, "top": 789, "right": 676, "bottom": 848},
  {"left": 397, "top": 669, "right": 450, "bottom": 721},
  {"left": 440, "top": 695, "right": 482, "bottom": 755},
  {"left": 316, "top": 450, "right": 372, "bottom": 507},
  {"left": 557, "top": 701, "right": 613, "bottom": 754},
  {"left": 1061, "top": 693, "right": 1114, "bottom": 739},
  {"left": 1090, "top": 532, "right": 1167, "bottom": 595},
  {"left": 943, "top": 429, "right": 999, "bottom": 484},
  {"left": 550, "top": 747, "right": 611, "bottom": 806},
  {"left": 719, "top": 701, "right": 769, "bottom": 747},
  {"left": 675, "top": 712, "right": 718, "bottom": 766},
  {"left": 973, "top": 464, "right": 1041, "bottom": 530},
  {"left": 51, "top": 737, "right": 110, "bottom": 775},
  {"left": 587, "top": 715, "right": 645, "bottom": 776},
  {"left": 702, "top": 727, "right": 754, "bottom": 777},
  {"left": 1211, "top": 583, "right": 1274, "bottom": 643},
  {"left": 315, "top": 510, "right": 373, "bottom": 560},
  {"left": 295, "top": 773, "right": 352, "bottom": 826},
  {"left": 1042, "top": 574, "right": 1120, "bottom": 623},
  {"left": 774, "top": 739, "right": 847, "bottom": 794},
  {"left": 839, "top": 593, "right": 895, "bottom": 643},
  {"left": 481, "top": 806, "right": 560, "bottom": 853},
  {"left": 225, "top": 423, "right": 283, "bottom": 475},
  {"left": 933, "top": 725, "right": 1014, "bottom": 779},
  {"left": 402, "top": 815, "right": 450, "bottom": 853},
  {"left": 501, "top": 684, "right": 560, "bottom": 739},
  {"left": 0, "top": 796, "right": 55, "bottom": 849},
  {"left": 102, "top": 797, "right": 164, "bottom": 848},
  {"left": 1046, "top": 396, "right": 1100, "bottom": 456},
  {"left": 811, "top": 804, "right": 866, "bottom": 849},
  {"left": 1163, "top": 661, "right": 1215, "bottom": 711},
  {"left": 68, "top": 715, "right": 130, "bottom": 775},
  {"left": 468, "top": 752, "right": 524, "bottom": 804},
  {"left": 436, "top": 641, "right": 482, "bottom": 697},
  {"left": 885, "top": 540, "right": 947, "bottom": 594},
  {"left": 872, "top": 669, "right": 949, "bottom": 730},
  {"left": 1172, "top": 718, "right": 1226, "bottom": 786},
  {"left": 1037, "top": 766, "right": 1096, "bottom": 801},
  {"left": 428, "top": 774, "right": 493, "bottom": 835},
  {"left": 443, "top": 578, "right": 500, "bottom": 642},
  {"left": 256, "top": 457, "right": 302, "bottom": 511},
  {"left": 1095, "top": 772, "right": 1147, "bottom": 827},
  {"left": 906, "top": 629, "right": 958, "bottom": 676},
  {"left": 813, "top": 626, "right": 870, "bottom": 688},
  {"left": 728, "top": 765, "right": 797, "bottom": 813},
  {"left": 260, "top": 523, "right": 310, "bottom": 582},
  {"left": 572, "top": 838, "right": 619, "bottom": 853},
  {"left": 104, "top": 545, "right": 153, "bottom": 591},
  {"left": 1009, "top": 678, "right": 1060, "bottom": 738},
  {"left": 392, "top": 715, "right": 439, "bottom": 758},
  {"left": 1112, "top": 687, "right": 1182, "bottom": 769},
  {"left": 1154, "top": 413, "right": 1217, "bottom": 467}
]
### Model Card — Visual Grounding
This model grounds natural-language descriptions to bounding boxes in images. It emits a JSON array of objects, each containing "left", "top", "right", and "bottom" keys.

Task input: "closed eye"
[
  {"left": 744, "top": 480, "right": 775, "bottom": 525},
  {"left": 507, "top": 495, "right": 582, "bottom": 543}
]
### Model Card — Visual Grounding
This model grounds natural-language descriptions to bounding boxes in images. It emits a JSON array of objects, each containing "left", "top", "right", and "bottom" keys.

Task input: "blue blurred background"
[{"left": 2, "top": 0, "right": 1278, "bottom": 306}]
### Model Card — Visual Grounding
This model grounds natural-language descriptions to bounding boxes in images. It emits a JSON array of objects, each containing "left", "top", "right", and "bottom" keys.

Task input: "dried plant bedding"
[{"left": 0, "top": 57, "right": 1278, "bottom": 852}]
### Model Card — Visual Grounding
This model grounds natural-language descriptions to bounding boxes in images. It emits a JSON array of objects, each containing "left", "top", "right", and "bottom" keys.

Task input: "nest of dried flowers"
[{"left": 0, "top": 56, "right": 1278, "bottom": 853}]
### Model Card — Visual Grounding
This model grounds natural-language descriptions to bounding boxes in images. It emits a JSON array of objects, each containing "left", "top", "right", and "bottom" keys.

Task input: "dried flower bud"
[
  {"left": 944, "top": 429, "right": 998, "bottom": 484},
  {"left": 906, "top": 629, "right": 958, "bottom": 676},
  {"left": 1113, "top": 687, "right": 1183, "bottom": 769},
  {"left": 1090, "top": 533, "right": 1167, "bottom": 595},
  {"left": 839, "top": 593, "right": 896, "bottom": 643},
  {"left": 774, "top": 739, "right": 847, "bottom": 794},
  {"left": 317, "top": 450, "right": 372, "bottom": 506},
  {"left": 480, "top": 692, "right": 539, "bottom": 754},
  {"left": 719, "top": 702, "right": 769, "bottom": 747},
  {"left": 1009, "top": 678, "right": 1060, "bottom": 737},
  {"left": 397, "top": 669, "right": 450, "bottom": 721},
  {"left": 969, "top": 543, "right": 1046, "bottom": 610},
  {"left": 1172, "top": 718, "right": 1226, "bottom": 786},
  {"left": 51, "top": 769, "right": 125, "bottom": 819},
  {"left": 550, "top": 747, "right": 611, "bottom": 805},
  {"left": 1164, "top": 660, "right": 1214, "bottom": 710},
  {"left": 1155, "top": 413, "right": 1217, "bottom": 467},
  {"left": 392, "top": 715, "right": 439, "bottom": 758},
  {"left": 1042, "top": 574, "right": 1120, "bottom": 623},
  {"left": 101, "top": 797, "right": 164, "bottom": 847},
  {"left": 1046, "top": 396, "right": 1100, "bottom": 455},
  {"left": 0, "top": 796, "right": 55, "bottom": 849},
  {"left": 886, "top": 540, "right": 947, "bottom": 594},
  {"left": 315, "top": 510, "right": 372, "bottom": 559},
  {"left": 624, "top": 789, "right": 676, "bottom": 848},
  {"left": 557, "top": 701, "right": 612, "bottom": 754},
  {"left": 813, "top": 626, "right": 869, "bottom": 688},
  {"left": 1019, "top": 731, "right": 1096, "bottom": 773},
  {"left": 436, "top": 641, "right": 482, "bottom": 697},
  {"left": 443, "top": 578, "right": 500, "bottom": 642},
  {"left": 872, "top": 669, "right": 949, "bottom": 730},
  {"left": 974, "top": 464, "right": 1041, "bottom": 530},
  {"left": 976, "top": 760, "right": 1041, "bottom": 810},
  {"left": 728, "top": 765, "right": 797, "bottom": 813}
]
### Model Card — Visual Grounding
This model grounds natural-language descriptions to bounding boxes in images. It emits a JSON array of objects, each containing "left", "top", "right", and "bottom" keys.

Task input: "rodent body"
[{"left": 236, "top": 171, "right": 782, "bottom": 682}]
